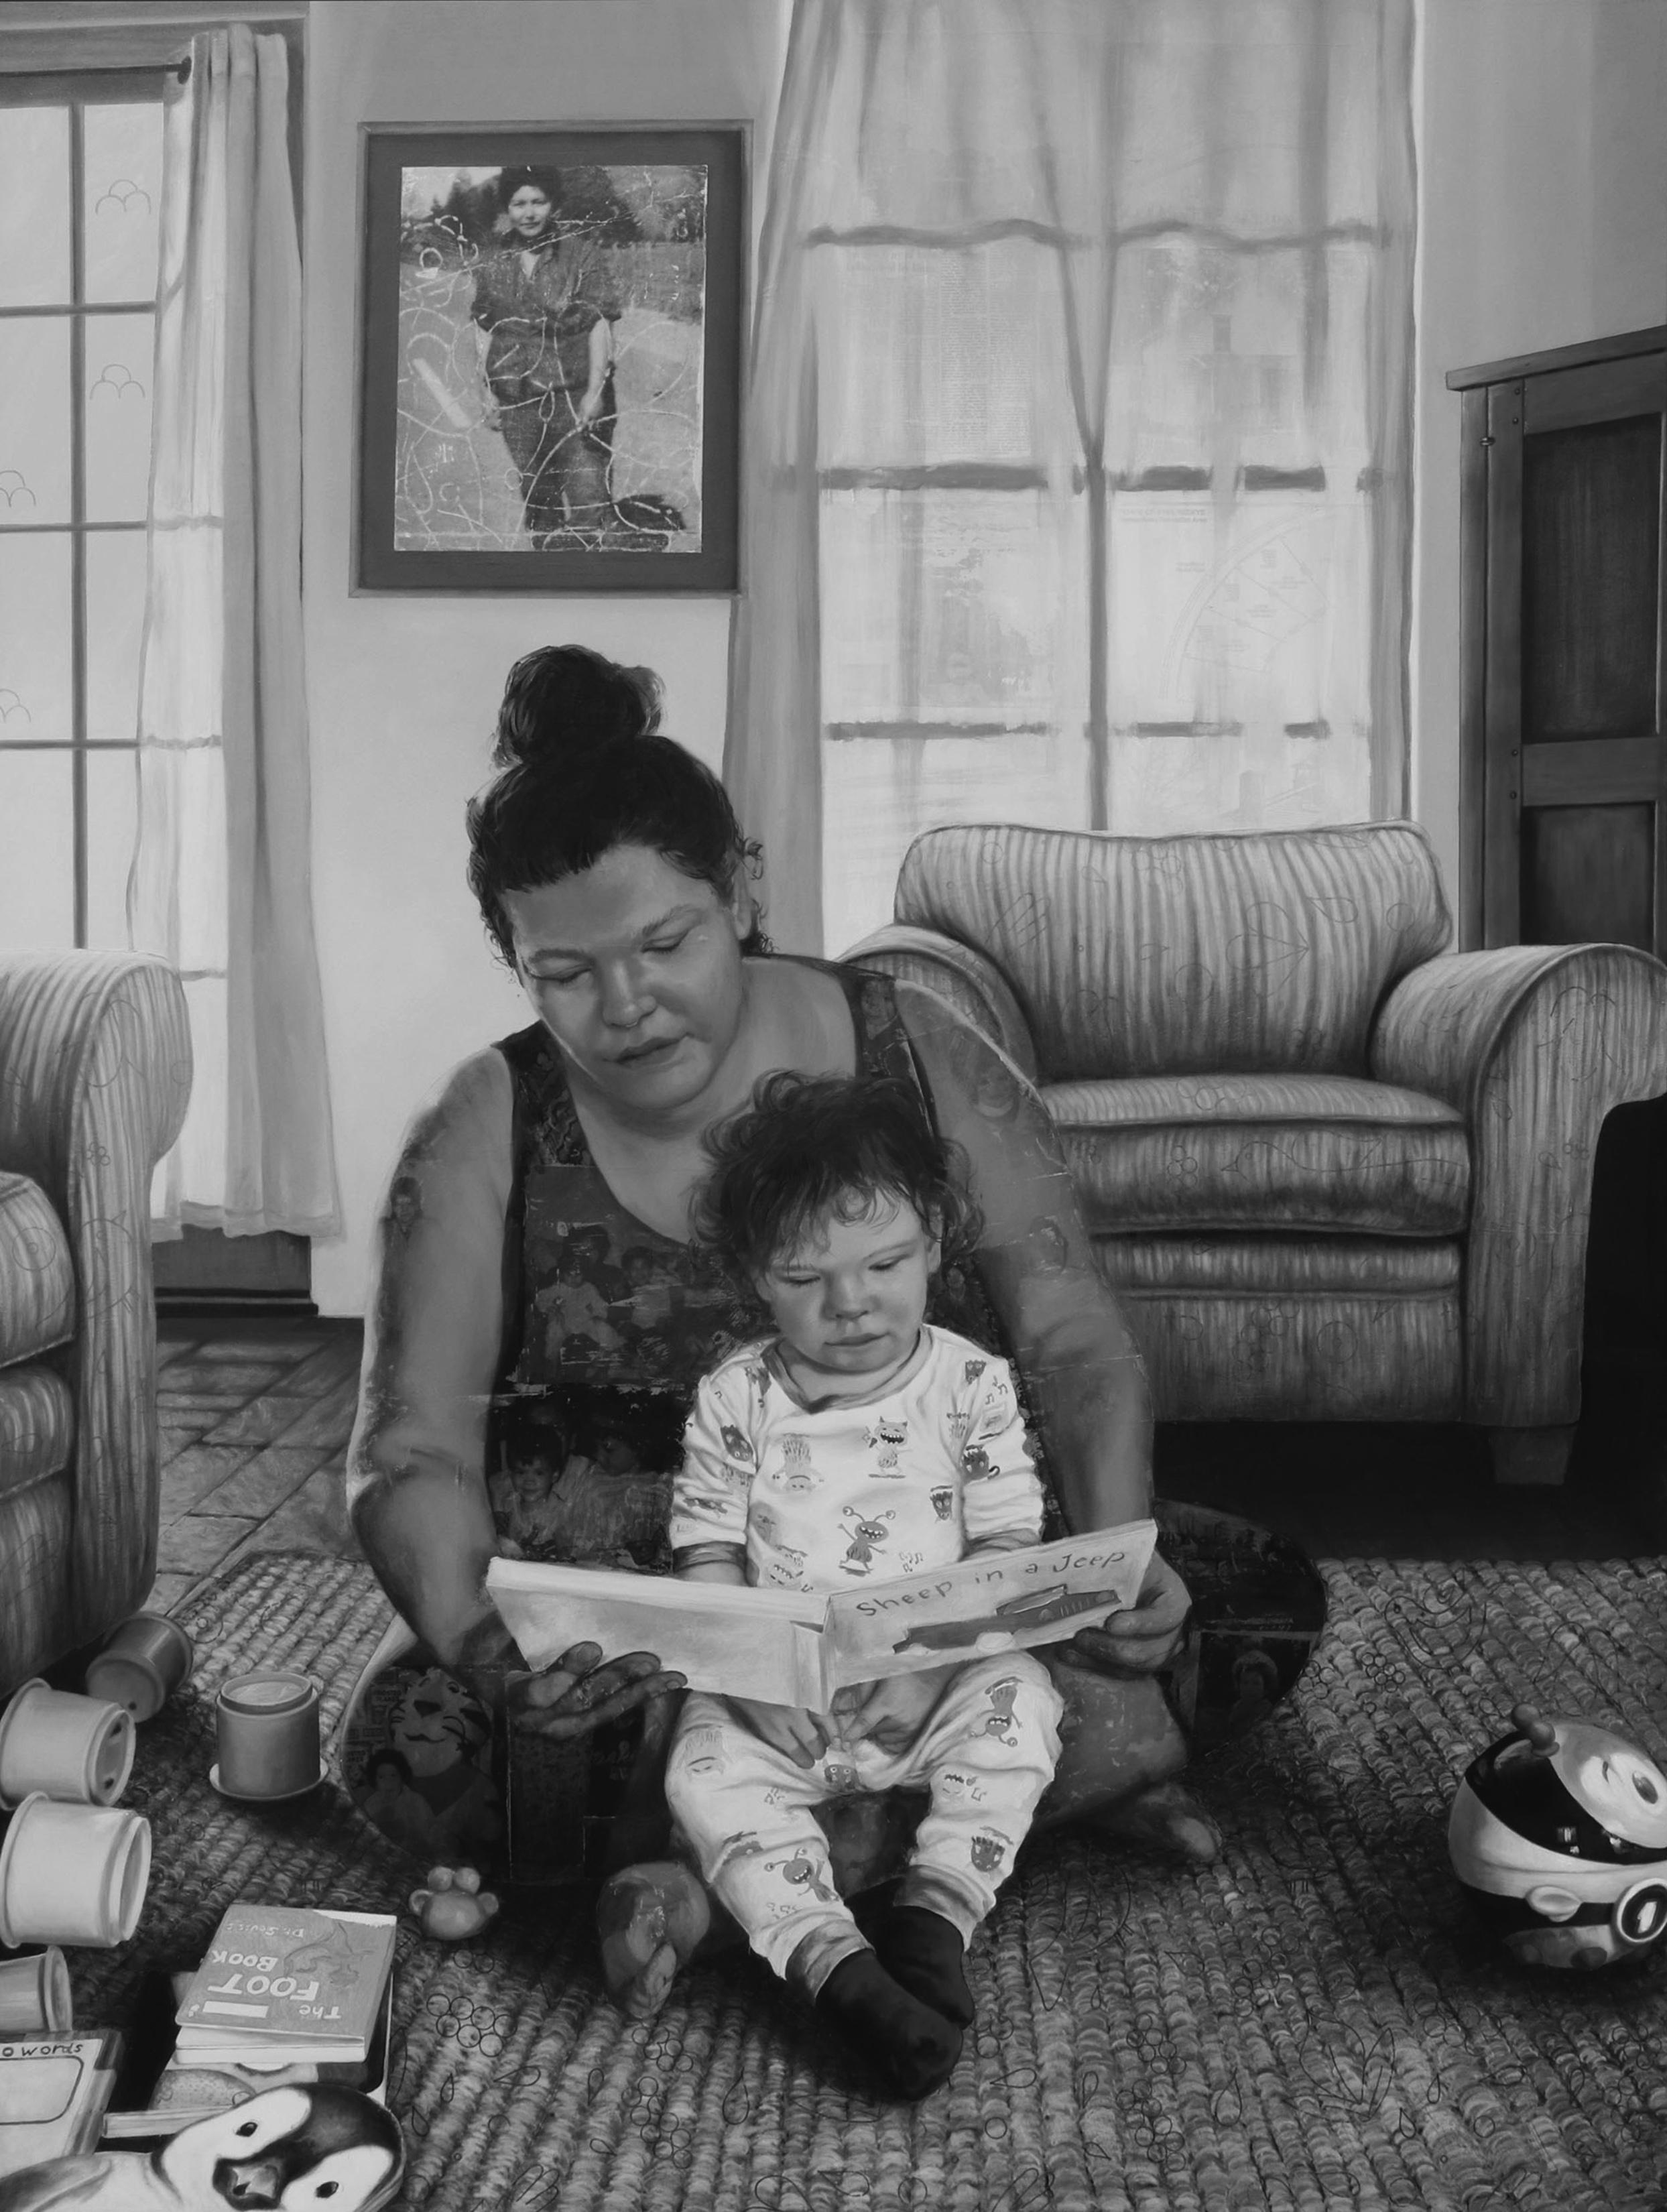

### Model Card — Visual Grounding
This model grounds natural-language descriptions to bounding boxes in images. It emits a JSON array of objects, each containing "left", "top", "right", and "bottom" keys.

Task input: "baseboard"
[{"left": 155, "top": 1291, "right": 321, "bottom": 1320}]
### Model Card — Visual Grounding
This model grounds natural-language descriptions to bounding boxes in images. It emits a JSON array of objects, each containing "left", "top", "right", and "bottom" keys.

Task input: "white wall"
[
  {"left": 304, "top": 0, "right": 790, "bottom": 1314},
  {"left": 1411, "top": 0, "right": 1667, "bottom": 915}
]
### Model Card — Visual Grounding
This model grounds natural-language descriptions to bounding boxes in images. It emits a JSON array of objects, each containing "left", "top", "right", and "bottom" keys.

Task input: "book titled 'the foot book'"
[{"left": 172, "top": 1903, "right": 397, "bottom": 2065}]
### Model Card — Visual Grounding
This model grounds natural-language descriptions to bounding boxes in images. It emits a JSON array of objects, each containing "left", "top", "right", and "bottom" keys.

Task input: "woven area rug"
[{"left": 61, "top": 1550, "right": 1667, "bottom": 2212}]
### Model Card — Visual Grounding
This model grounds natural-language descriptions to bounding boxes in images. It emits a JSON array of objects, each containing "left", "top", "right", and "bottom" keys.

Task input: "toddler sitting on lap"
[{"left": 665, "top": 1072, "right": 1063, "bottom": 2100}]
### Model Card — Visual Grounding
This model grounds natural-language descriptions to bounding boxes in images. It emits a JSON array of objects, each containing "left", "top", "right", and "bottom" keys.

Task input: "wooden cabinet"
[{"left": 1448, "top": 327, "right": 1667, "bottom": 957}]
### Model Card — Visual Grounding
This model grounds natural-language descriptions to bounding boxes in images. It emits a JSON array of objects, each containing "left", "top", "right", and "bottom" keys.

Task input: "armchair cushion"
[
  {"left": 893, "top": 822, "right": 1452, "bottom": 1079},
  {"left": 0, "top": 1170, "right": 74, "bottom": 1369},
  {"left": 0, "top": 1367, "right": 75, "bottom": 1497},
  {"left": 1046, "top": 1074, "right": 1470, "bottom": 1235}
]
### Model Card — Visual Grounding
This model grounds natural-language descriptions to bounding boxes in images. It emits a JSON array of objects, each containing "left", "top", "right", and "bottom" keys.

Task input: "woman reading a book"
[{"left": 345, "top": 644, "right": 1316, "bottom": 2015}]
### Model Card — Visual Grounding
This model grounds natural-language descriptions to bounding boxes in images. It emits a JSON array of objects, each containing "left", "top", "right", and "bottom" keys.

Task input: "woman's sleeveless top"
[{"left": 486, "top": 961, "right": 1043, "bottom": 1575}]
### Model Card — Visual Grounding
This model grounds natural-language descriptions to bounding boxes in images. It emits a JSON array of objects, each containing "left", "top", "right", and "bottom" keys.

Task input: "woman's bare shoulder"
[
  {"left": 747, "top": 955, "right": 858, "bottom": 1072},
  {"left": 391, "top": 1046, "right": 515, "bottom": 1200}
]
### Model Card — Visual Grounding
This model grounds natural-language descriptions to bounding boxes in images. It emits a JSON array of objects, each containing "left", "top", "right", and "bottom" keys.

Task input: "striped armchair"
[
  {"left": 0, "top": 953, "right": 191, "bottom": 1693},
  {"left": 845, "top": 823, "right": 1667, "bottom": 1483}
]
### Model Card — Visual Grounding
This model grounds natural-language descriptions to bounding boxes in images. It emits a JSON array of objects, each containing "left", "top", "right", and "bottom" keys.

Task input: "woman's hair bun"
[{"left": 491, "top": 643, "right": 663, "bottom": 770}]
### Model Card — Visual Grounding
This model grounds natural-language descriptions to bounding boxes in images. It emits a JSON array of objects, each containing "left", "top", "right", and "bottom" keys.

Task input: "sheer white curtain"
[
  {"left": 131, "top": 23, "right": 341, "bottom": 1239},
  {"left": 729, "top": 0, "right": 1416, "bottom": 956}
]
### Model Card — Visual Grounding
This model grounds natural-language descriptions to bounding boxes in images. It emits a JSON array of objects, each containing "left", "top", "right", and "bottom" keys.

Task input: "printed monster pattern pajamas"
[{"left": 665, "top": 1325, "right": 1066, "bottom": 1994}]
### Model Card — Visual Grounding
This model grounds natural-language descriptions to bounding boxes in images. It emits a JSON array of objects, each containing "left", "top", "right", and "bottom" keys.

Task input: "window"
[
  {"left": 814, "top": 233, "right": 1388, "bottom": 955},
  {"left": 0, "top": 75, "right": 164, "bottom": 950}
]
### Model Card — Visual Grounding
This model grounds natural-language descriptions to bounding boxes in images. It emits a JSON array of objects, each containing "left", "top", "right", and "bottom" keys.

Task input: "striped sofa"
[
  {"left": 846, "top": 822, "right": 1667, "bottom": 1481},
  {"left": 0, "top": 953, "right": 191, "bottom": 1693}
]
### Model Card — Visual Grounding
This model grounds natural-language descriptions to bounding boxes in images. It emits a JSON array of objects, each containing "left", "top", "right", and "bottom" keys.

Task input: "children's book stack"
[
  {"left": 103, "top": 1899, "right": 398, "bottom": 2138},
  {"left": 0, "top": 2031, "right": 123, "bottom": 2177}
]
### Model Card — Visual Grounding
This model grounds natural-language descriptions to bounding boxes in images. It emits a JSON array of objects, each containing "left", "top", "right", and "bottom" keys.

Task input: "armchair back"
[{"left": 893, "top": 822, "right": 1452, "bottom": 1079}]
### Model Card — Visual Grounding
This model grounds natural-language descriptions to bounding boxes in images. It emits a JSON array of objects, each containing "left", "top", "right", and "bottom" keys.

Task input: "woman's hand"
[
  {"left": 576, "top": 385, "right": 605, "bottom": 428},
  {"left": 508, "top": 1641, "right": 686, "bottom": 1741},
  {"left": 481, "top": 394, "right": 502, "bottom": 431},
  {"left": 833, "top": 1667, "right": 957, "bottom": 1756},
  {"left": 1057, "top": 1550, "right": 1192, "bottom": 1678},
  {"left": 730, "top": 1699, "right": 827, "bottom": 1768}
]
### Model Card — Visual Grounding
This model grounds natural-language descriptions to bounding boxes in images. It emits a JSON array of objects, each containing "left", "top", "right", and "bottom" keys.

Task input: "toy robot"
[{"left": 1448, "top": 1703, "right": 1667, "bottom": 1969}]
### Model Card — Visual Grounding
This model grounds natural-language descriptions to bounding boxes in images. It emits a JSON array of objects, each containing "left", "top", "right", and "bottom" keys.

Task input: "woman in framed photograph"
[{"left": 471, "top": 166, "right": 623, "bottom": 550}]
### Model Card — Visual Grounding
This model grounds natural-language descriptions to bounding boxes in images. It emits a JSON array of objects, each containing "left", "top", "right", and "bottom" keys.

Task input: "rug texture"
[{"left": 56, "top": 1550, "right": 1667, "bottom": 2212}]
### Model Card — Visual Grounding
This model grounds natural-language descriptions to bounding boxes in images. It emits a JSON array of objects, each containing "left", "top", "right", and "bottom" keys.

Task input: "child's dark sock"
[
  {"left": 815, "top": 1948, "right": 962, "bottom": 2099},
  {"left": 878, "top": 1905, "right": 975, "bottom": 2027}
]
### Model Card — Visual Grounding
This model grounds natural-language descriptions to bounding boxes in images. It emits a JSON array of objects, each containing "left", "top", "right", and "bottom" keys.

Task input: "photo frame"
[{"left": 357, "top": 124, "right": 744, "bottom": 592}]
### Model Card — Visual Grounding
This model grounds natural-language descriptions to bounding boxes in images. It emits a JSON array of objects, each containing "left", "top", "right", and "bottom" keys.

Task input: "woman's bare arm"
[
  {"left": 895, "top": 983, "right": 1187, "bottom": 1673},
  {"left": 896, "top": 983, "right": 1152, "bottom": 1530},
  {"left": 347, "top": 1050, "right": 517, "bottom": 1676}
]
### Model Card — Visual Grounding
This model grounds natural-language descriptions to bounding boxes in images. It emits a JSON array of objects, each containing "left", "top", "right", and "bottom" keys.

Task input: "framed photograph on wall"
[{"left": 357, "top": 125, "right": 744, "bottom": 592}]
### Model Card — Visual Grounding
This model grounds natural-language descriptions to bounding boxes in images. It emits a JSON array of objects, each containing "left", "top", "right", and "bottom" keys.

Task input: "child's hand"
[
  {"left": 835, "top": 1668, "right": 957, "bottom": 1756},
  {"left": 731, "top": 1699, "right": 828, "bottom": 1768}
]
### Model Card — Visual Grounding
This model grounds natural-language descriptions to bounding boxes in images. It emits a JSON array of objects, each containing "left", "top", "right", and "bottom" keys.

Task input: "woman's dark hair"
[
  {"left": 465, "top": 643, "right": 767, "bottom": 965},
  {"left": 694, "top": 1072, "right": 982, "bottom": 1282},
  {"left": 497, "top": 165, "right": 562, "bottom": 213}
]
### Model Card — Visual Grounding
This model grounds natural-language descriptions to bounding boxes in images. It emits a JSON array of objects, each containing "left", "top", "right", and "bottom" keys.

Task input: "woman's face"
[
  {"left": 505, "top": 843, "right": 751, "bottom": 1117},
  {"left": 507, "top": 184, "right": 553, "bottom": 239}
]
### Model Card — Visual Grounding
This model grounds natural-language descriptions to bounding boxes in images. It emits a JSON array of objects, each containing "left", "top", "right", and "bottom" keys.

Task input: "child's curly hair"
[{"left": 694, "top": 1072, "right": 983, "bottom": 1283}]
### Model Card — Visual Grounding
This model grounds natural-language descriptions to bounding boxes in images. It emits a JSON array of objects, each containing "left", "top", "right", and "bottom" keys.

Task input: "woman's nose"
[{"left": 598, "top": 965, "right": 652, "bottom": 1026}]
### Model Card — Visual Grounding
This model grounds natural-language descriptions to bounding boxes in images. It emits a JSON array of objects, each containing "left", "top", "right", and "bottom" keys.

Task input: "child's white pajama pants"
[{"left": 664, "top": 1653, "right": 1063, "bottom": 1996}]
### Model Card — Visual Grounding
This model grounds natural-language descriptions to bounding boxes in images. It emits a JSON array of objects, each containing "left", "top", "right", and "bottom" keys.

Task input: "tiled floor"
[
  {"left": 147, "top": 1319, "right": 365, "bottom": 1614},
  {"left": 147, "top": 1317, "right": 1667, "bottom": 1621}
]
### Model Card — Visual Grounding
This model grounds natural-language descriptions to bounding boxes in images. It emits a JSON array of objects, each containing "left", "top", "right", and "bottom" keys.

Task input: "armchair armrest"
[
  {"left": 0, "top": 953, "right": 192, "bottom": 1643},
  {"left": 839, "top": 924, "right": 1040, "bottom": 1083},
  {"left": 1369, "top": 944, "right": 1667, "bottom": 1428}
]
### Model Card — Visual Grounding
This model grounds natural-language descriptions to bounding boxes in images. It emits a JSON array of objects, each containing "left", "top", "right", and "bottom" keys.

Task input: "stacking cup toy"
[
  {"left": 0, "top": 1679, "right": 135, "bottom": 1810},
  {"left": 85, "top": 1613, "right": 195, "bottom": 1723},
  {"left": 0, "top": 1794, "right": 151, "bottom": 1947},
  {"left": 0, "top": 1947, "right": 73, "bottom": 2032},
  {"left": 213, "top": 1672, "right": 323, "bottom": 1800}
]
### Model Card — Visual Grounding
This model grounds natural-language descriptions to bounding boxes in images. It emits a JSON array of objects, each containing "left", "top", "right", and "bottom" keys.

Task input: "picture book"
[
  {"left": 488, "top": 1518, "right": 1158, "bottom": 1705},
  {"left": 0, "top": 2031, "right": 123, "bottom": 2178},
  {"left": 105, "top": 1969, "right": 395, "bottom": 2140},
  {"left": 172, "top": 1903, "right": 397, "bottom": 2061}
]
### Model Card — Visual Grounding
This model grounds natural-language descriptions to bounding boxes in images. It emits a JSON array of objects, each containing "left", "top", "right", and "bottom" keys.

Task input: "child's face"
[{"left": 758, "top": 1192, "right": 938, "bottom": 1383}]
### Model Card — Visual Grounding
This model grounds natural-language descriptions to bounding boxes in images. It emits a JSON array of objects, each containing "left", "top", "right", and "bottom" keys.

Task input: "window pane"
[
  {"left": 0, "top": 107, "right": 71, "bottom": 306},
  {"left": 82, "top": 103, "right": 164, "bottom": 304},
  {"left": 84, "top": 310, "right": 154, "bottom": 521},
  {"left": 1105, "top": 489, "right": 1371, "bottom": 834},
  {"left": 822, "top": 729, "right": 1091, "bottom": 957},
  {"left": 0, "top": 316, "right": 72, "bottom": 523},
  {"left": 820, "top": 241, "right": 1066, "bottom": 469},
  {"left": 821, "top": 487, "right": 1085, "bottom": 728},
  {"left": 85, "top": 530, "right": 147, "bottom": 741},
  {"left": 0, "top": 747, "right": 75, "bottom": 950},
  {"left": 0, "top": 532, "right": 72, "bottom": 744},
  {"left": 84, "top": 743, "right": 138, "bottom": 950}
]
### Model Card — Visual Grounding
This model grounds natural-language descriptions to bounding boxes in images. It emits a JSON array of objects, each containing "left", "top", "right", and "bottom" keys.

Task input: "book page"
[
  {"left": 488, "top": 1559, "right": 826, "bottom": 1704},
  {"left": 822, "top": 1520, "right": 1158, "bottom": 1690}
]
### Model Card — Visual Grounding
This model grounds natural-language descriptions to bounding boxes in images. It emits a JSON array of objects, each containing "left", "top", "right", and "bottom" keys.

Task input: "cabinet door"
[{"left": 1483, "top": 352, "right": 1667, "bottom": 955}]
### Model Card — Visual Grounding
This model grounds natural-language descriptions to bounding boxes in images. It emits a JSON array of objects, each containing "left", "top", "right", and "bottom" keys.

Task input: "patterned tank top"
[{"left": 487, "top": 960, "right": 1041, "bottom": 1575}]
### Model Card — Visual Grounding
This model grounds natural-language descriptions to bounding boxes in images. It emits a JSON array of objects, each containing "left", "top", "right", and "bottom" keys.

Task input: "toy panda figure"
[
  {"left": 0, "top": 2085, "right": 404, "bottom": 2212},
  {"left": 1448, "top": 1703, "right": 1667, "bottom": 1969}
]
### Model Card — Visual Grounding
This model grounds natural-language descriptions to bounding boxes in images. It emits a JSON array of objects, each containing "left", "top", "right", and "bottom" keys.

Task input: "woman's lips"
[{"left": 615, "top": 1036, "right": 680, "bottom": 1064}]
